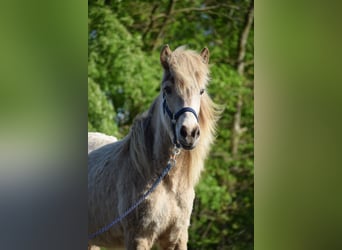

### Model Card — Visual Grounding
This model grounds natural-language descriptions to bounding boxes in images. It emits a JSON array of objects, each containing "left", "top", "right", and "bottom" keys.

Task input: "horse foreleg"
[
  {"left": 174, "top": 228, "right": 188, "bottom": 250},
  {"left": 159, "top": 227, "right": 188, "bottom": 250},
  {"left": 125, "top": 234, "right": 155, "bottom": 250}
]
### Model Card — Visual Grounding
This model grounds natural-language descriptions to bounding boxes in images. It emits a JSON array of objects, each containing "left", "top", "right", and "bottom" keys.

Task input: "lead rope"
[{"left": 88, "top": 145, "right": 181, "bottom": 240}]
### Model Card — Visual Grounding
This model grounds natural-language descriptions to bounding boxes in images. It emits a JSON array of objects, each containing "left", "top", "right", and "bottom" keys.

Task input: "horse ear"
[
  {"left": 160, "top": 44, "right": 172, "bottom": 70},
  {"left": 200, "top": 47, "right": 210, "bottom": 64}
]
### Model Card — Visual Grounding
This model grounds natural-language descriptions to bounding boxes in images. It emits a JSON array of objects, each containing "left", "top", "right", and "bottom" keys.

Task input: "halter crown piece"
[{"left": 162, "top": 95, "right": 199, "bottom": 148}]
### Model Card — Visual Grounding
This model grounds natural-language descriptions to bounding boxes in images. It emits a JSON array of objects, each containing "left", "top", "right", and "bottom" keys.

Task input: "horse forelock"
[{"left": 166, "top": 47, "right": 210, "bottom": 97}]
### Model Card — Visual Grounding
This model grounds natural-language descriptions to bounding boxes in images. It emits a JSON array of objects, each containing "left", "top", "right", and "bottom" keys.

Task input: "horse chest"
[{"left": 143, "top": 184, "right": 194, "bottom": 233}]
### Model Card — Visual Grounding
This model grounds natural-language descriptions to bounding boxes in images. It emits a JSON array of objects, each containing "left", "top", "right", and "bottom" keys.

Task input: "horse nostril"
[
  {"left": 180, "top": 126, "right": 188, "bottom": 138},
  {"left": 191, "top": 126, "right": 200, "bottom": 139}
]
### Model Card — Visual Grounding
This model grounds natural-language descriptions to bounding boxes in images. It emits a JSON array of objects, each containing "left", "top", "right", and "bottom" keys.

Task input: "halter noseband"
[{"left": 162, "top": 97, "right": 199, "bottom": 148}]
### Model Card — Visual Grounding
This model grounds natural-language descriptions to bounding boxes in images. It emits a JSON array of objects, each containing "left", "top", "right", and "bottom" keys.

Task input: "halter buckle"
[
  {"left": 168, "top": 158, "right": 176, "bottom": 167},
  {"left": 172, "top": 146, "right": 181, "bottom": 156}
]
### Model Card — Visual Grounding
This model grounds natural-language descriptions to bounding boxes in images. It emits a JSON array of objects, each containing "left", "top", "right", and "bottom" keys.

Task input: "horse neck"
[{"left": 149, "top": 96, "right": 174, "bottom": 166}]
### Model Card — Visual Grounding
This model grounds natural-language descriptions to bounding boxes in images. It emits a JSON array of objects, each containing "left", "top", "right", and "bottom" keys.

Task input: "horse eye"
[
  {"left": 200, "top": 89, "right": 205, "bottom": 95},
  {"left": 164, "top": 86, "right": 172, "bottom": 95}
]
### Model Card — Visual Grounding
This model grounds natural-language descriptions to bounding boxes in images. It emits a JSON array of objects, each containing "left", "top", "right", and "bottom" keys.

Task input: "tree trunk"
[
  {"left": 151, "top": 0, "right": 175, "bottom": 51},
  {"left": 237, "top": 3, "right": 254, "bottom": 75},
  {"left": 231, "top": 2, "right": 254, "bottom": 157},
  {"left": 142, "top": 4, "right": 160, "bottom": 44}
]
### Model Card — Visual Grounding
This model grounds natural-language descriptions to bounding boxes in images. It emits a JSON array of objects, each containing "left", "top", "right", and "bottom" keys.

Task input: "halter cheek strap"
[{"left": 162, "top": 99, "right": 199, "bottom": 148}]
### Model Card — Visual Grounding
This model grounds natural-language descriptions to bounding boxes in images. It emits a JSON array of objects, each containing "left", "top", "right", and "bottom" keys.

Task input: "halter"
[{"left": 162, "top": 96, "right": 199, "bottom": 148}]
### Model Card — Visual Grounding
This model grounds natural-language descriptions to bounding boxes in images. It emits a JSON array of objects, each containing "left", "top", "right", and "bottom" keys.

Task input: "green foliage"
[
  {"left": 88, "top": 0, "right": 254, "bottom": 249},
  {"left": 88, "top": 77, "right": 118, "bottom": 135},
  {"left": 88, "top": 4, "right": 161, "bottom": 135}
]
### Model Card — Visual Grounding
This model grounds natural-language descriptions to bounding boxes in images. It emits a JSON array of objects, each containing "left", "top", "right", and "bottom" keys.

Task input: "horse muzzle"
[{"left": 178, "top": 124, "right": 200, "bottom": 150}]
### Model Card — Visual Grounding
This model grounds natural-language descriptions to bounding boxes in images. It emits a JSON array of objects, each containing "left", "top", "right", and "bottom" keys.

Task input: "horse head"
[{"left": 160, "top": 45, "right": 210, "bottom": 150}]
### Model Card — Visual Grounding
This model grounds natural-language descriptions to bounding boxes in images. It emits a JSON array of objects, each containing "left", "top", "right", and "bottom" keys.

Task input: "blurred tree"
[
  {"left": 88, "top": 77, "right": 118, "bottom": 135},
  {"left": 88, "top": 2, "right": 161, "bottom": 135},
  {"left": 88, "top": 0, "right": 254, "bottom": 248}
]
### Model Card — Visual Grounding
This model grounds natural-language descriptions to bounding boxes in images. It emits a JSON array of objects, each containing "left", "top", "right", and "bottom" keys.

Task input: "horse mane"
[
  {"left": 178, "top": 93, "right": 221, "bottom": 186},
  {"left": 121, "top": 100, "right": 159, "bottom": 181}
]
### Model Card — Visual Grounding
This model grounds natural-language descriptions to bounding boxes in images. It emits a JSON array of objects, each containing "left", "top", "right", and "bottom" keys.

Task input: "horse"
[{"left": 88, "top": 45, "right": 220, "bottom": 250}]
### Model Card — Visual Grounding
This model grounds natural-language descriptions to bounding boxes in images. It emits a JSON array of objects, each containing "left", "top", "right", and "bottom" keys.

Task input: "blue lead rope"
[{"left": 88, "top": 161, "right": 174, "bottom": 240}]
